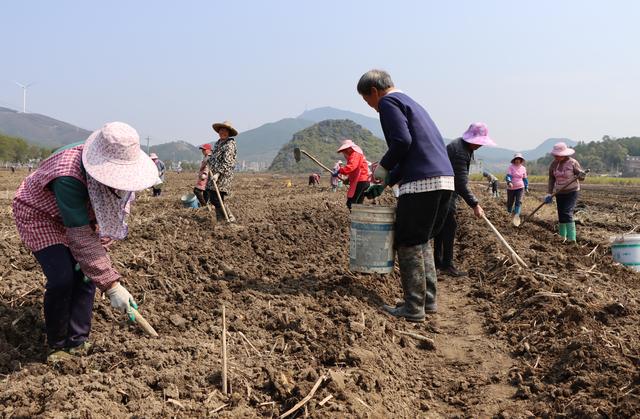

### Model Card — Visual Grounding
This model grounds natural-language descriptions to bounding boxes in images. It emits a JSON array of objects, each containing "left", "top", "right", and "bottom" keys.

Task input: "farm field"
[{"left": 0, "top": 171, "right": 639, "bottom": 417}]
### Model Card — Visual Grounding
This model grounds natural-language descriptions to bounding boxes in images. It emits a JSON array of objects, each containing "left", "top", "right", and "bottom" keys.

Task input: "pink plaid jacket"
[{"left": 13, "top": 145, "right": 91, "bottom": 251}]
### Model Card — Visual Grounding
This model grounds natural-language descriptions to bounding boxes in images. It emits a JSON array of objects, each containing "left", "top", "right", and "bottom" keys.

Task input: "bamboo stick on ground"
[
  {"left": 279, "top": 375, "right": 327, "bottom": 418},
  {"left": 222, "top": 305, "right": 228, "bottom": 395},
  {"left": 481, "top": 215, "right": 528, "bottom": 268},
  {"left": 130, "top": 308, "right": 159, "bottom": 337}
]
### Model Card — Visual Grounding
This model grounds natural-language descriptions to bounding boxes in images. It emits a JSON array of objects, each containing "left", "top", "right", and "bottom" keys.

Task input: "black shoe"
[{"left": 441, "top": 266, "right": 467, "bottom": 277}]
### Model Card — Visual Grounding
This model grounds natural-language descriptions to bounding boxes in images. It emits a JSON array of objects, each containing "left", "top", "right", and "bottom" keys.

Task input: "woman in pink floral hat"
[
  {"left": 543, "top": 142, "right": 586, "bottom": 242},
  {"left": 334, "top": 139, "right": 370, "bottom": 210},
  {"left": 12, "top": 122, "right": 159, "bottom": 362}
]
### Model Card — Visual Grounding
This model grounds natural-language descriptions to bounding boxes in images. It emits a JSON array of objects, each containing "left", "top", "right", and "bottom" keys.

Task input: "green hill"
[
  {"left": 149, "top": 140, "right": 201, "bottom": 162},
  {"left": 297, "top": 107, "right": 384, "bottom": 138},
  {"left": 236, "top": 118, "right": 314, "bottom": 163},
  {"left": 269, "top": 119, "right": 387, "bottom": 173}
]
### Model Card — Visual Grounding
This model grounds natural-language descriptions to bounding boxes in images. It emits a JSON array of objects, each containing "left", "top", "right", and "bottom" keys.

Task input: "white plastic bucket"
[
  {"left": 611, "top": 234, "right": 640, "bottom": 272},
  {"left": 349, "top": 204, "right": 396, "bottom": 273}
]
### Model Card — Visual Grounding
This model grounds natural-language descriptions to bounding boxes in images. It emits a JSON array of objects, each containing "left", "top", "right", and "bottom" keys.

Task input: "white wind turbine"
[{"left": 14, "top": 81, "right": 34, "bottom": 113}]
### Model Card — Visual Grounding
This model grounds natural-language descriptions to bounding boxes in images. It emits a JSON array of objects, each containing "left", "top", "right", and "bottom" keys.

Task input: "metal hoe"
[
  {"left": 293, "top": 147, "right": 334, "bottom": 174},
  {"left": 520, "top": 169, "right": 590, "bottom": 227}
]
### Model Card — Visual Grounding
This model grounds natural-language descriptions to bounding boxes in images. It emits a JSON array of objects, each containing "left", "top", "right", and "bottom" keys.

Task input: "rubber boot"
[
  {"left": 383, "top": 245, "right": 426, "bottom": 322},
  {"left": 558, "top": 223, "right": 568, "bottom": 240},
  {"left": 566, "top": 221, "right": 576, "bottom": 242},
  {"left": 422, "top": 241, "right": 438, "bottom": 313}
]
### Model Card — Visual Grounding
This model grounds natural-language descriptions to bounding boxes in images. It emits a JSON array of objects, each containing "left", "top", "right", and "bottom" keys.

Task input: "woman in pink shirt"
[
  {"left": 194, "top": 143, "right": 212, "bottom": 206},
  {"left": 505, "top": 153, "right": 528, "bottom": 221}
]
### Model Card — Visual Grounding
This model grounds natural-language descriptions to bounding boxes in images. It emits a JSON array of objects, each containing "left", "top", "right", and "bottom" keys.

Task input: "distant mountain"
[
  {"left": 269, "top": 119, "right": 386, "bottom": 173},
  {"left": 150, "top": 141, "right": 201, "bottom": 162},
  {"left": 523, "top": 138, "right": 577, "bottom": 160},
  {"left": 474, "top": 137, "right": 577, "bottom": 164},
  {"left": 0, "top": 106, "right": 91, "bottom": 149},
  {"left": 298, "top": 107, "right": 384, "bottom": 138},
  {"left": 236, "top": 118, "right": 315, "bottom": 163}
]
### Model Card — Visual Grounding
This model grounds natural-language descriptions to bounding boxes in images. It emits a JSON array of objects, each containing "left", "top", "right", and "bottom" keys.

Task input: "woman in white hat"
[
  {"left": 544, "top": 142, "right": 586, "bottom": 242},
  {"left": 207, "top": 121, "right": 238, "bottom": 221},
  {"left": 149, "top": 153, "right": 165, "bottom": 197},
  {"left": 12, "top": 122, "right": 159, "bottom": 362},
  {"left": 505, "top": 152, "right": 529, "bottom": 222},
  {"left": 331, "top": 160, "right": 343, "bottom": 192}
]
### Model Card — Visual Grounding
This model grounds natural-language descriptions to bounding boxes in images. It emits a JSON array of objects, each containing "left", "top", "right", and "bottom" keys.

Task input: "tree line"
[
  {"left": 530, "top": 136, "right": 640, "bottom": 175},
  {"left": 0, "top": 133, "right": 52, "bottom": 163}
]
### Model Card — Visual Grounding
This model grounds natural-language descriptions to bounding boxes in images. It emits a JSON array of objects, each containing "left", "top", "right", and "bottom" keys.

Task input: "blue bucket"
[
  {"left": 181, "top": 193, "right": 199, "bottom": 208},
  {"left": 349, "top": 204, "right": 396, "bottom": 273}
]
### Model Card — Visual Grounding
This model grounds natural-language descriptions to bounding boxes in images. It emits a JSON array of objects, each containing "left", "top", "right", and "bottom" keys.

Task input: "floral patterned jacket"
[{"left": 207, "top": 138, "right": 237, "bottom": 193}]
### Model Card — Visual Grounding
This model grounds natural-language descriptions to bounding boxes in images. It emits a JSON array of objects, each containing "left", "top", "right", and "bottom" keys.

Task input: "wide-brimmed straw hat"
[
  {"left": 550, "top": 142, "right": 575, "bottom": 157},
  {"left": 462, "top": 122, "right": 497, "bottom": 147},
  {"left": 511, "top": 152, "right": 525, "bottom": 164},
  {"left": 212, "top": 120, "right": 239, "bottom": 137},
  {"left": 336, "top": 139, "right": 363, "bottom": 155},
  {"left": 82, "top": 122, "right": 160, "bottom": 191}
]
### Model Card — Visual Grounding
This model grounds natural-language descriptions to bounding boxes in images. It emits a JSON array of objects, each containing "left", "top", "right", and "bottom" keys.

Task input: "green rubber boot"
[
  {"left": 566, "top": 221, "right": 577, "bottom": 242},
  {"left": 383, "top": 245, "right": 426, "bottom": 322},
  {"left": 558, "top": 223, "right": 568, "bottom": 239}
]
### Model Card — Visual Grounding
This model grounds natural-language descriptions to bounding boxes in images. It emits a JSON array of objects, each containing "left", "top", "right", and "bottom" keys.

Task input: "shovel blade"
[
  {"left": 512, "top": 213, "right": 521, "bottom": 227},
  {"left": 293, "top": 147, "right": 301, "bottom": 163}
]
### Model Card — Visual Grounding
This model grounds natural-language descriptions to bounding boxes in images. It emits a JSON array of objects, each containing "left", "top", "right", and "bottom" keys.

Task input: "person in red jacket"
[{"left": 334, "top": 140, "right": 370, "bottom": 210}]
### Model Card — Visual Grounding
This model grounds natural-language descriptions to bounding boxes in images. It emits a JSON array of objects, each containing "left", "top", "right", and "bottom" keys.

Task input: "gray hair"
[{"left": 357, "top": 69, "right": 394, "bottom": 95}]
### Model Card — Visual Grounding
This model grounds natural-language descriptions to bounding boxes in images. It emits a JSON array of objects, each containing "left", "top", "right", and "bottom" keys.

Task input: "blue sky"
[{"left": 1, "top": 0, "right": 638, "bottom": 149}]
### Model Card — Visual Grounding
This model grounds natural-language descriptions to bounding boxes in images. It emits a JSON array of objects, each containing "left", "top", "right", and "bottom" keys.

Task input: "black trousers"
[
  {"left": 395, "top": 190, "right": 453, "bottom": 247},
  {"left": 346, "top": 181, "right": 370, "bottom": 210},
  {"left": 433, "top": 207, "right": 456, "bottom": 268},
  {"left": 193, "top": 188, "right": 211, "bottom": 206},
  {"left": 152, "top": 187, "right": 162, "bottom": 196},
  {"left": 556, "top": 191, "right": 579, "bottom": 223},
  {"left": 34, "top": 245, "right": 96, "bottom": 349}
]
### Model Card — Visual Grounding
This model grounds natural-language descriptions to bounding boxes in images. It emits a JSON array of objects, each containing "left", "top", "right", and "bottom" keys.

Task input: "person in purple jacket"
[{"left": 358, "top": 69, "right": 454, "bottom": 322}]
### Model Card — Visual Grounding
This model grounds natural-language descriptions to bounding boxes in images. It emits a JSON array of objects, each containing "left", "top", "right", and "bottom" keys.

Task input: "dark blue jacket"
[
  {"left": 378, "top": 92, "right": 453, "bottom": 185},
  {"left": 446, "top": 138, "right": 478, "bottom": 209}
]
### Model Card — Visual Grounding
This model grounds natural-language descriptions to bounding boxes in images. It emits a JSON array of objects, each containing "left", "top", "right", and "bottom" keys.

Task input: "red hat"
[{"left": 199, "top": 143, "right": 212, "bottom": 151}]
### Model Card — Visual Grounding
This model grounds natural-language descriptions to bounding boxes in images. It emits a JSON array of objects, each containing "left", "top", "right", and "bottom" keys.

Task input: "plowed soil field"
[{"left": 1, "top": 171, "right": 639, "bottom": 418}]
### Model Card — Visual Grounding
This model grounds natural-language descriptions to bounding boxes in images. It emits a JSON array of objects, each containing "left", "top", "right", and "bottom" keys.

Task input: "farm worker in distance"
[
  {"left": 12, "top": 122, "right": 160, "bottom": 362},
  {"left": 544, "top": 142, "right": 586, "bottom": 242},
  {"left": 333, "top": 139, "right": 370, "bottom": 210},
  {"left": 434, "top": 123, "right": 495, "bottom": 278},
  {"left": 331, "top": 160, "right": 343, "bottom": 192},
  {"left": 357, "top": 69, "right": 454, "bottom": 322},
  {"left": 194, "top": 143, "right": 212, "bottom": 206},
  {"left": 308, "top": 173, "right": 320, "bottom": 186},
  {"left": 483, "top": 170, "right": 499, "bottom": 198},
  {"left": 150, "top": 153, "right": 165, "bottom": 197},
  {"left": 505, "top": 152, "right": 529, "bottom": 219},
  {"left": 207, "top": 120, "right": 238, "bottom": 222}
]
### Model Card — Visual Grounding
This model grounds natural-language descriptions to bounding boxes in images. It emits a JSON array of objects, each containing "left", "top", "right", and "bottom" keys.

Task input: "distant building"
[
  {"left": 623, "top": 156, "right": 640, "bottom": 177},
  {"left": 236, "top": 160, "right": 268, "bottom": 172}
]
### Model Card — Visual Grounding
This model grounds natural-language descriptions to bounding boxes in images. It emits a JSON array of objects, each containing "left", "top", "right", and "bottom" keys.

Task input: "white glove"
[
  {"left": 105, "top": 283, "right": 137, "bottom": 320},
  {"left": 200, "top": 173, "right": 207, "bottom": 180},
  {"left": 211, "top": 173, "right": 220, "bottom": 182}
]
